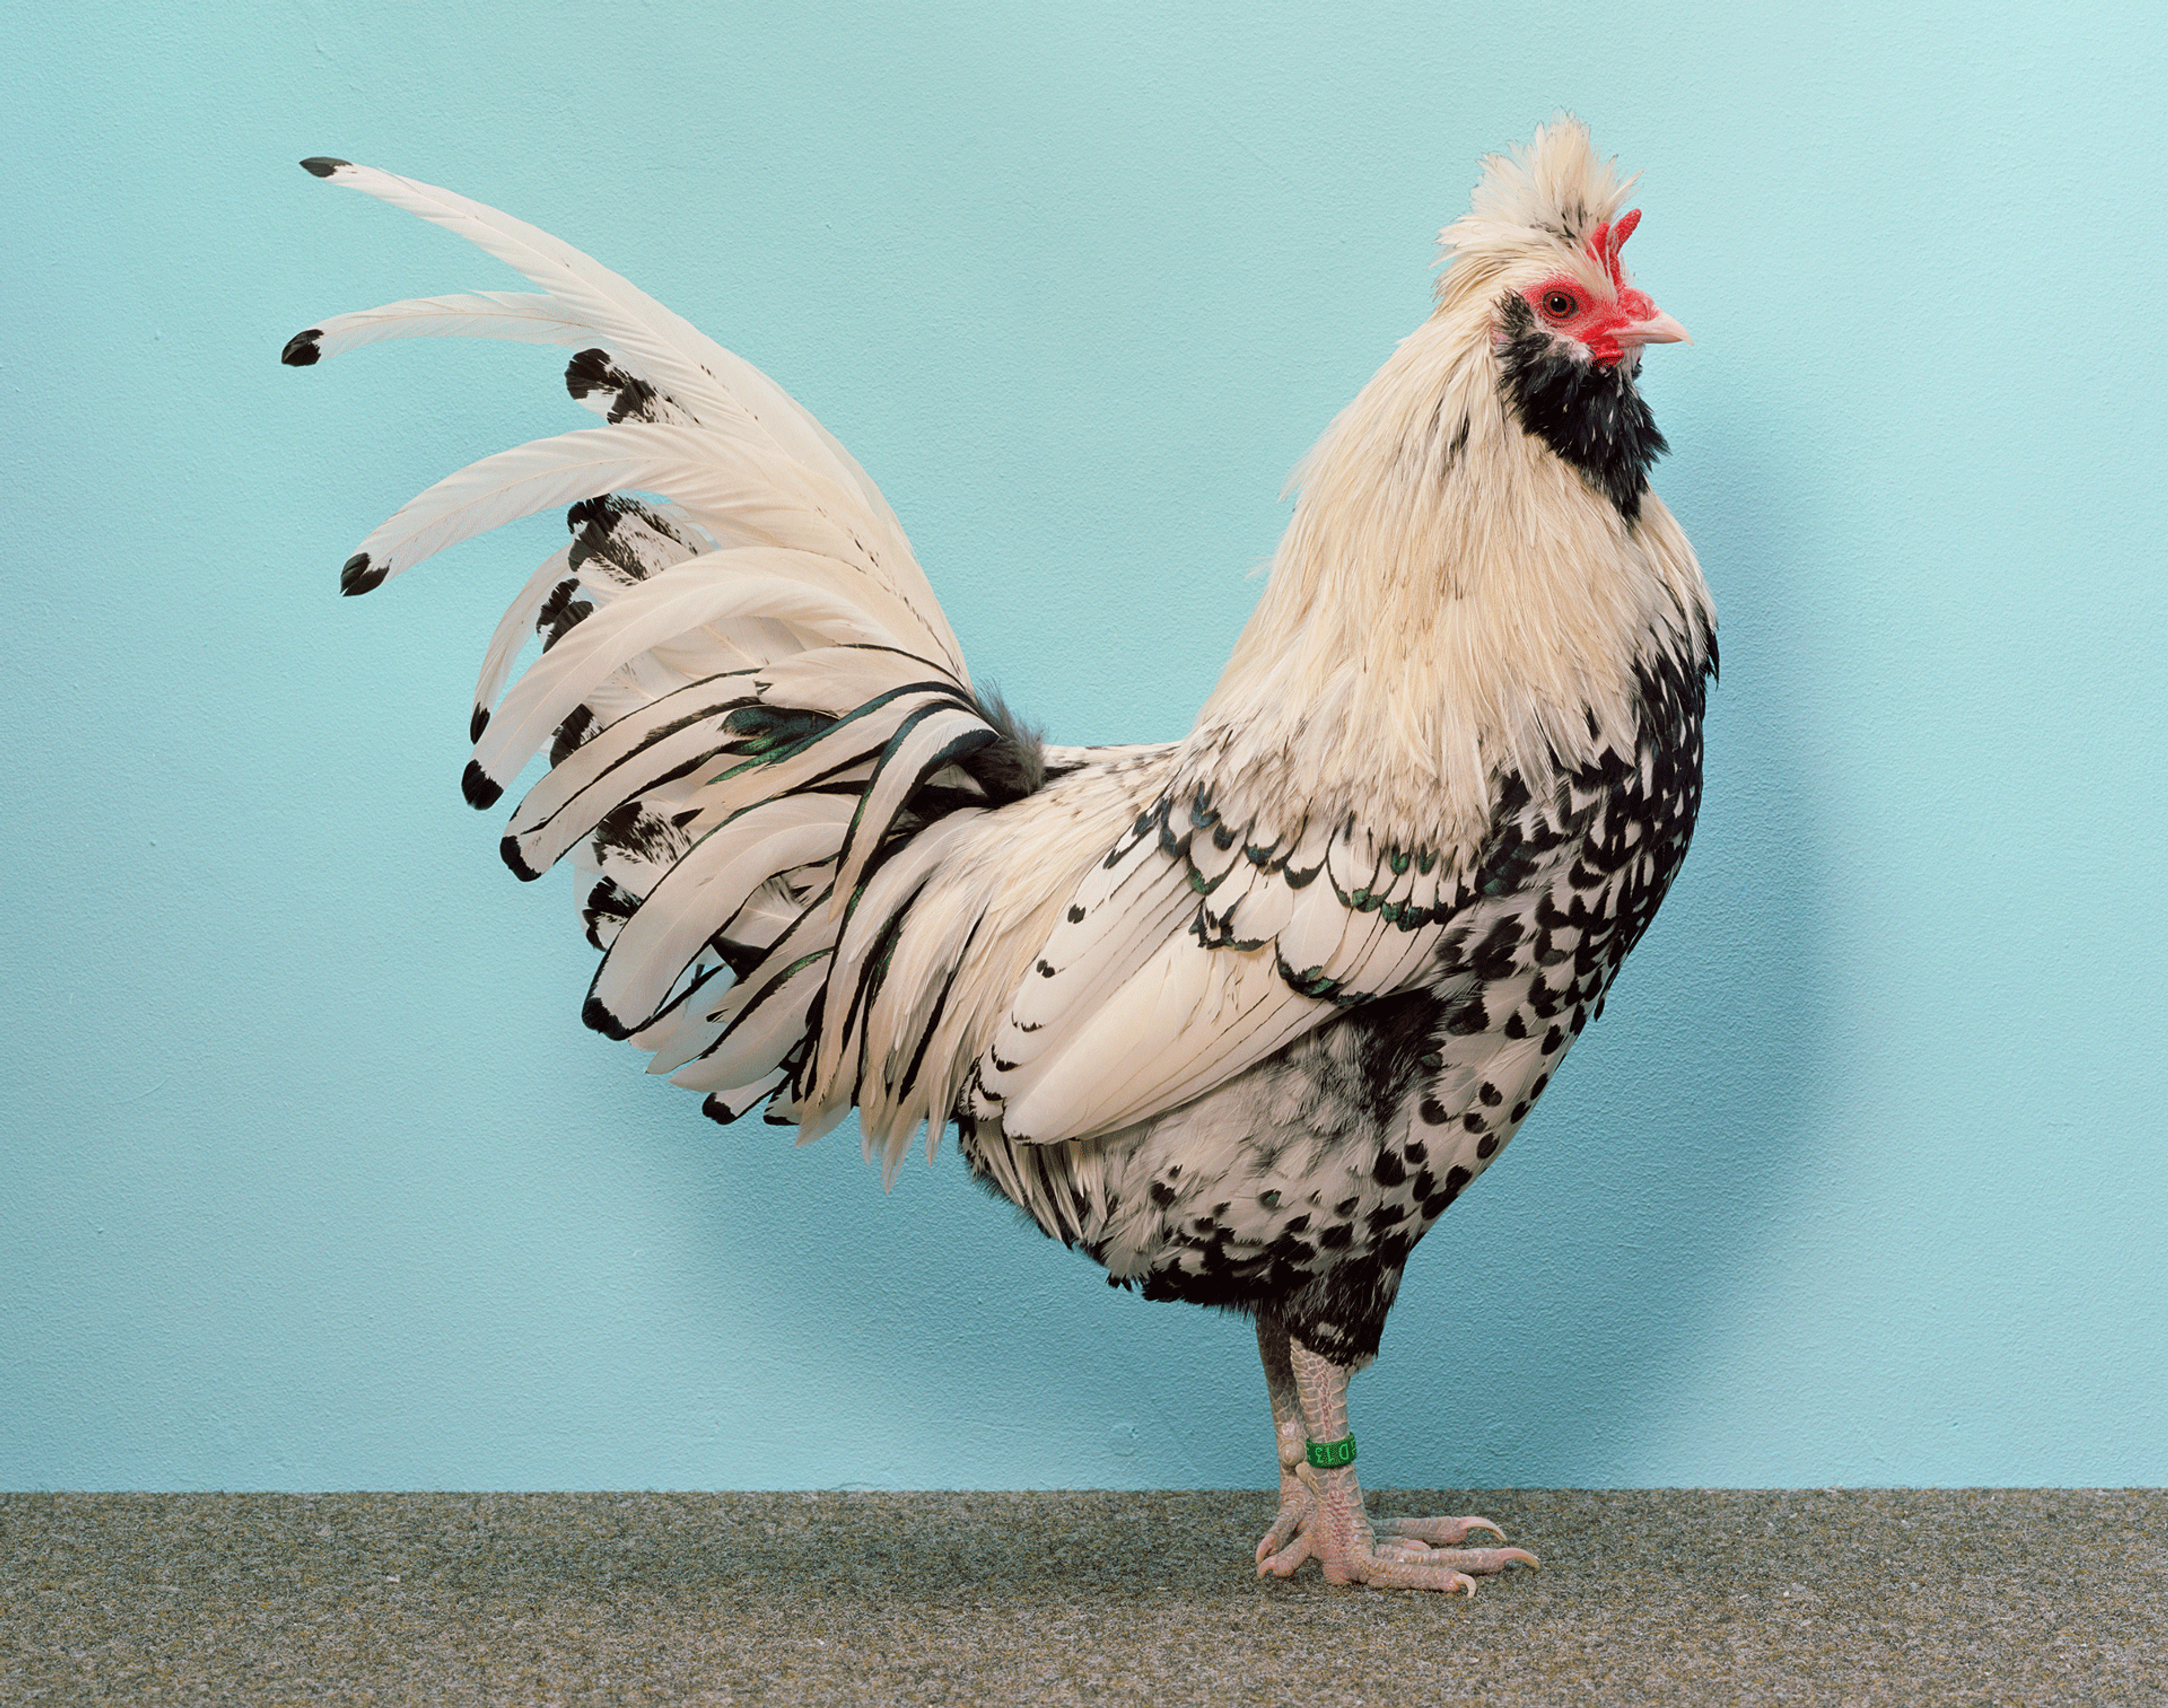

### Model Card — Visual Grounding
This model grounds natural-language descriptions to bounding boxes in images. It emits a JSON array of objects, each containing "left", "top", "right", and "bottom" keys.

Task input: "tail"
[{"left": 288, "top": 160, "right": 1046, "bottom": 1150}]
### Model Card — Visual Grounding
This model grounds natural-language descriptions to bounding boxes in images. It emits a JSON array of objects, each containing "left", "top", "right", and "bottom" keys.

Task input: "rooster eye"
[{"left": 1541, "top": 291, "right": 1579, "bottom": 320}]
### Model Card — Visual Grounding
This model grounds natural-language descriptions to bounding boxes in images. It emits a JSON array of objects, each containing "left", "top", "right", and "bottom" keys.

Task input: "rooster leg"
[
  {"left": 1252, "top": 1312, "right": 1313, "bottom": 1566},
  {"left": 1253, "top": 1337, "right": 1538, "bottom": 1593}
]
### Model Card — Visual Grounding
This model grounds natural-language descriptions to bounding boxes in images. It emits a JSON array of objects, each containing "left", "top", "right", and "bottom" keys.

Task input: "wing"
[{"left": 971, "top": 780, "right": 1483, "bottom": 1144}]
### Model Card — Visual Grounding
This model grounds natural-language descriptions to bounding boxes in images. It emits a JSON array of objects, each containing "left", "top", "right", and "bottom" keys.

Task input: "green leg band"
[{"left": 1305, "top": 1433, "right": 1357, "bottom": 1469}]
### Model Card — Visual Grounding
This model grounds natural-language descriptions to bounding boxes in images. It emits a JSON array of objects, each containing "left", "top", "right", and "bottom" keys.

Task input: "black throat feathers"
[{"left": 1496, "top": 293, "right": 1669, "bottom": 524}]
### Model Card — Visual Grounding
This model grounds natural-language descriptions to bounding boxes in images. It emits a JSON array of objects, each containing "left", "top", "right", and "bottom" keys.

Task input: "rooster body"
[{"left": 294, "top": 118, "right": 1711, "bottom": 1592}]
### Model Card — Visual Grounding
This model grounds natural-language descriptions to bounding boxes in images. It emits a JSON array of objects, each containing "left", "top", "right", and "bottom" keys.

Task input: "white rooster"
[{"left": 289, "top": 117, "right": 1711, "bottom": 1593}]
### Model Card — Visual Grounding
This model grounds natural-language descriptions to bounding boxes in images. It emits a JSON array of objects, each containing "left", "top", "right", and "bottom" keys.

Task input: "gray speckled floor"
[{"left": 2, "top": 1490, "right": 2162, "bottom": 1705}]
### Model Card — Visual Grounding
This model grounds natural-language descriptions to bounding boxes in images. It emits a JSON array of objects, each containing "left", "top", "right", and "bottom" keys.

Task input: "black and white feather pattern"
[
  {"left": 959, "top": 636, "right": 1708, "bottom": 1365},
  {"left": 290, "top": 160, "right": 1038, "bottom": 1163},
  {"left": 292, "top": 150, "right": 1713, "bottom": 1369}
]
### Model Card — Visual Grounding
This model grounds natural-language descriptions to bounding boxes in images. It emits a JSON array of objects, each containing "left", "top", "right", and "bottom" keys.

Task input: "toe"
[
  {"left": 1255, "top": 1496, "right": 1307, "bottom": 1565},
  {"left": 1257, "top": 1533, "right": 1312, "bottom": 1578},
  {"left": 1325, "top": 1553, "right": 1479, "bottom": 1595},
  {"left": 1414, "top": 1545, "right": 1539, "bottom": 1574},
  {"left": 1377, "top": 1514, "right": 1507, "bottom": 1547}
]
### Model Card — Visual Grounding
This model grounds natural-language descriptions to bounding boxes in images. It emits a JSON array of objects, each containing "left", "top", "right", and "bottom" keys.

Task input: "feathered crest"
[{"left": 1436, "top": 116, "right": 1641, "bottom": 286}]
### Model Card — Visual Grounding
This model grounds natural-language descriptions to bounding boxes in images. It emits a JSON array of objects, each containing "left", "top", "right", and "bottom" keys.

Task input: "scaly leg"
[
  {"left": 1252, "top": 1326, "right": 1538, "bottom": 1594},
  {"left": 1255, "top": 1311, "right": 1312, "bottom": 1549}
]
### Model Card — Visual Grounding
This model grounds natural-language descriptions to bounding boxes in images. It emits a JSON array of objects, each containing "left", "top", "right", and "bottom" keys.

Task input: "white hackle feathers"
[{"left": 1179, "top": 115, "right": 1704, "bottom": 865}]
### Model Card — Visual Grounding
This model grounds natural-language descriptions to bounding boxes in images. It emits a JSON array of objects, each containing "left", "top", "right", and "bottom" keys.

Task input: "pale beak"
[{"left": 1615, "top": 308, "right": 1691, "bottom": 349}]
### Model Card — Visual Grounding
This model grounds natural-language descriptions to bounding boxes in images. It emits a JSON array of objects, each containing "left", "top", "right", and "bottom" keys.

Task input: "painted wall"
[{"left": 5, "top": 0, "right": 2163, "bottom": 1491}]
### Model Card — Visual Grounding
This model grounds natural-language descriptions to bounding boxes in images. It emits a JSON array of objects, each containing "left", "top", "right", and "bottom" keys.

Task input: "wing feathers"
[
  {"left": 979, "top": 787, "right": 1480, "bottom": 1145},
  {"left": 998, "top": 940, "right": 1303, "bottom": 1141}
]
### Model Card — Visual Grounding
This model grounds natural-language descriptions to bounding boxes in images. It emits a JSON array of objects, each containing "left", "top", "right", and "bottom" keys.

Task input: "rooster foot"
[{"left": 1255, "top": 1467, "right": 1538, "bottom": 1594}]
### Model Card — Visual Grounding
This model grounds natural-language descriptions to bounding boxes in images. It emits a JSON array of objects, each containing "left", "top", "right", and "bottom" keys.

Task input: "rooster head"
[
  {"left": 1438, "top": 117, "right": 1689, "bottom": 520},
  {"left": 1501, "top": 208, "right": 1689, "bottom": 369}
]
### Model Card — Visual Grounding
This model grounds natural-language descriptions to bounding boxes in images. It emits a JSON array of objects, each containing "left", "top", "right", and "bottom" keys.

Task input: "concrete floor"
[{"left": 3, "top": 1488, "right": 2162, "bottom": 1705}]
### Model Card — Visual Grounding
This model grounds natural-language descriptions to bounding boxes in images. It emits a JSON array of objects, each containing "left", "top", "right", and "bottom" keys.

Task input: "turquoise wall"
[{"left": 6, "top": 0, "right": 2164, "bottom": 1491}]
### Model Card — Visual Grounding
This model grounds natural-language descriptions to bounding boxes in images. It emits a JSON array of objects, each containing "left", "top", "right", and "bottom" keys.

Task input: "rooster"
[{"left": 289, "top": 116, "right": 1711, "bottom": 1594}]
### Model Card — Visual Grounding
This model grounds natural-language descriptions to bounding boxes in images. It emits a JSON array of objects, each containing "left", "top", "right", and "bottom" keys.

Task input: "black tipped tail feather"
[
  {"left": 581, "top": 991, "right": 631, "bottom": 1041},
  {"left": 462, "top": 761, "right": 504, "bottom": 812},
  {"left": 340, "top": 553, "right": 385, "bottom": 597}
]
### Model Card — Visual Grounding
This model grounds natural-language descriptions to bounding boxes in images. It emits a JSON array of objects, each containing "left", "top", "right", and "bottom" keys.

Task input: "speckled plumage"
[
  {"left": 960, "top": 628, "right": 1708, "bottom": 1369},
  {"left": 295, "top": 116, "right": 1712, "bottom": 1592}
]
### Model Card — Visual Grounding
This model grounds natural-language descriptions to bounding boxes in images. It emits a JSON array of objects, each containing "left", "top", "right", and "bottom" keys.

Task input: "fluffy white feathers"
[{"left": 1441, "top": 116, "right": 1641, "bottom": 271}]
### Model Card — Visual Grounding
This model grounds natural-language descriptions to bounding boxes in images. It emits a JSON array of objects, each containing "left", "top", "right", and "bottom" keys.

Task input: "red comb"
[{"left": 1586, "top": 208, "right": 1642, "bottom": 291}]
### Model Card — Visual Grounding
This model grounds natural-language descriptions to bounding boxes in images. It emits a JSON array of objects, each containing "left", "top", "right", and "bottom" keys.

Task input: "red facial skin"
[
  {"left": 1521, "top": 277, "right": 1659, "bottom": 368},
  {"left": 1519, "top": 207, "right": 1662, "bottom": 369}
]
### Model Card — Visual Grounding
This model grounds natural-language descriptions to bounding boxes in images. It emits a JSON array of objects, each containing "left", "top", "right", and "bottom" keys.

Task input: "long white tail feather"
[
  {"left": 286, "top": 291, "right": 593, "bottom": 363},
  {"left": 809, "top": 812, "right": 973, "bottom": 1103},
  {"left": 304, "top": 160, "right": 948, "bottom": 650},
  {"left": 348, "top": 428, "right": 710, "bottom": 589},
  {"left": 587, "top": 794, "right": 859, "bottom": 1035},
  {"left": 306, "top": 164, "right": 788, "bottom": 454},
  {"left": 798, "top": 806, "right": 1010, "bottom": 1156},
  {"left": 473, "top": 566, "right": 906, "bottom": 794},
  {"left": 723, "top": 874, "right": 828, "bottom": 956},
  {"left": 519, "top": 695, "right": 890, "bottom": 879},
  {"left": 349, "top": 426, "right": 930, "bottom": 616},
  {"left": 636, "top": 984, "right": 734, "bottom": 1074},
  {"left": 506, "top": 677, "right": 955, "bottom": 881},
  {"left": 517, "top": 710, "right": 751, "bottom": 876},
  {"left": 862, "top": 898, "right": 989, "bottom": 1152},
  {"left": 496, "top": 554, "right": 949, "bottom": 748},
  {"left": 697, "top": 1067, "right": 794, "bottom": 1123},
  {"left": 667, "top": 951, "right": 832, "bottom": 1094},
  {"left": 664, "top": 711, "right": 933, "bottom": 854},
  {"left": 740, "top": 645, "right": 960, "bottom": 716},
  {"left": 472, "top": 547, "right": 580, "bottom": 740},
  {"left": 828, "top": 706, "right": 998, "bottom": 914},
  {"left": 502, "top": 672, "right": 762, "bottom": 870},
  {"left": 645, "top": 895, "right": 842, "bottom": 1075}
]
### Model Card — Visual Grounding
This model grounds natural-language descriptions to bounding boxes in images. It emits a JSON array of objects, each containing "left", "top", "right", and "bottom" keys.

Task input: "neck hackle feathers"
[{"left": 1183, "top": 116, "right": 1706, "bottom": 865}]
